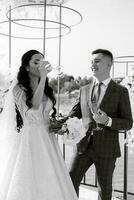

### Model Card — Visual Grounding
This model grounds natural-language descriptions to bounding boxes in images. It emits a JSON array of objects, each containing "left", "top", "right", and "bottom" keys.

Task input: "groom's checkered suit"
[{"left": 69, "top": 77, "right": 133, "bottom": 200}]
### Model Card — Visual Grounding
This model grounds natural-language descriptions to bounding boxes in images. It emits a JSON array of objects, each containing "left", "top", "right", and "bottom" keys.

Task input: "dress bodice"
[
  {"left": 13, "top": 85, "right": 53, "bottom": 126},
  {"left": 25, "top": 100, "right": 52, "bottom": 125}
]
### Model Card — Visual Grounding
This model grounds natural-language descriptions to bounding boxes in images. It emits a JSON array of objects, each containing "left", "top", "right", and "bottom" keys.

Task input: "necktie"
[{"left": 92, "top": 82, "right": 102, "bottom": 103}]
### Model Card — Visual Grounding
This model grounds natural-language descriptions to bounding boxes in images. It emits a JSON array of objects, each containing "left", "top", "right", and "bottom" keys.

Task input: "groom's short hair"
[{"left": 92, "top": 49, "right": 113, "bottom": 62}]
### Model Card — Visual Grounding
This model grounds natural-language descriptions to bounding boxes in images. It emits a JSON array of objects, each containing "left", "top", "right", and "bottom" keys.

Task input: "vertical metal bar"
[
  {"left": 58, "top": 4, "right": 62, "bottom": 68},
  {"left": 56, "top": 4, "right": 65, "bottom": 158},
  {"left": 57, "top": 4, "right": 62, "bottom": 120},
  {"left": 124, "top": 61, "right": 128, "bottom": 200},
  {"left": 126, "top": 62, "right": 128, "bottom": 76},
  {"left": 9, "top": 5, "right": 11, "bottom": 75},
  {"left": 43, "top": 0, "right": 47, "bottom": 58},
  {"left": 112, "top": 62, "right": 114, "bottom": 78},
  {"left": 95, "top": 171, "right": 98, "bottom": 187},
  {"left": 63, "top": 144, "right": 65, "bottom": 160},
  {"left": 124, "top": 131, "right": 128, "bottom": 200},
  {"left": 57, "top": 75, "right": 60, "bottom": 119},
  {"left": 83, "top": 174, "right": 86, "bottom": 184}
]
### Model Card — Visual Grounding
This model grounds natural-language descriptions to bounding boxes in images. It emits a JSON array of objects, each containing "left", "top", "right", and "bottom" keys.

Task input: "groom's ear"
[{"left": 107, "top": 63, "right": 112, "bottom": 71}]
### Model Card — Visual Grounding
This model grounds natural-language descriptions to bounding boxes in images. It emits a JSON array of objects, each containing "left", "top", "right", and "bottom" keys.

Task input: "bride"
[{"left": 0, "top": 50, "right": 78, "bottom": 200}]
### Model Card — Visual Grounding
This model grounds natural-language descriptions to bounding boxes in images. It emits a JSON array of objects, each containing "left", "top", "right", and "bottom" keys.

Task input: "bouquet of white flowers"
[{"left": 62, "top": 117, "right": 85, "bottom": 145}]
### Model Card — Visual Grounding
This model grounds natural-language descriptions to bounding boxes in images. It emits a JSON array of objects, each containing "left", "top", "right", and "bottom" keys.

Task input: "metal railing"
[{"left": 62, "top": 130, "right": 134, "bottom": 200}]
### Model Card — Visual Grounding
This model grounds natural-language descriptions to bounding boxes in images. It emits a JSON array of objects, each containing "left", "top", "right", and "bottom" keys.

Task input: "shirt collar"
[
  {"left": 93, "top": 77, "right": 111, "bottom": 86},
  {"left": 102, "top": 77, "right": 111, "bottom": 86}
]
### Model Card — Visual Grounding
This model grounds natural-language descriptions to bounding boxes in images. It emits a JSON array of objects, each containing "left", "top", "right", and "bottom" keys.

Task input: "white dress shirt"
[{"left": 94, "top": 77, "right": 112, "bottom": 127}]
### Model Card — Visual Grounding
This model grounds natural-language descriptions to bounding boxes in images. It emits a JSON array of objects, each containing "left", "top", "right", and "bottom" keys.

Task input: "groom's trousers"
[{"left": 69, "top": 140, "right": 116, "bottom": 200}]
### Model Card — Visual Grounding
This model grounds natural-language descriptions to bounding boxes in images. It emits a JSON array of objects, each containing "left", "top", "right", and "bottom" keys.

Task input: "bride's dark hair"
[{"left": 16, "top": 49, "right": 56, "bottom": 132}]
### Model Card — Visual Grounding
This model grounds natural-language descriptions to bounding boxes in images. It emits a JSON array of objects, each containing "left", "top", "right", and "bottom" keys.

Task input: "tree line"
[
  {"left": 49, "top": 74, "right": 90, "bottom": 94},
  {"left": 49, "top": 74, "right": 122, "bottom": 94}
]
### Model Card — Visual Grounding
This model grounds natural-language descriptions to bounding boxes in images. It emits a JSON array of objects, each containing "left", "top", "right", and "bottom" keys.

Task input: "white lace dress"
[{"left": 0, "top": 85, "right": 78, "bottom": 200}]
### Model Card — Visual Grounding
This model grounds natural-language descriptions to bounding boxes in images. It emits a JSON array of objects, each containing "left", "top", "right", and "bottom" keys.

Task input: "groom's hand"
[{"left": 93, "top": 109, "right": 109, "bottom": 125}]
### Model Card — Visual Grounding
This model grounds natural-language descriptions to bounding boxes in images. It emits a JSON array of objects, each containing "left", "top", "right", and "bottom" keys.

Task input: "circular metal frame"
[
  {"left": 6, "top": 4, "right": 83, "bottom": 29},
  {"left": 0, "top": 19, "right": 71, "bottom": 39},
  {"left": 114, "top": 56, "right": 134, "bottom": 63},
  {"left": 113, "top": 56, "right": 134, "bottom": 77}
]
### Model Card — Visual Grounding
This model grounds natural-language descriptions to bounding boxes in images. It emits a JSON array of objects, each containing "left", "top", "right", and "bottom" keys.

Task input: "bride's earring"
[{"left": 26, "top": 68, "right": 30, "bottom": 72}]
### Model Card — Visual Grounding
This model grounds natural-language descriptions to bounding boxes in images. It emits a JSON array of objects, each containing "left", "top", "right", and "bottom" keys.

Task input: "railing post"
[
  {"left": 124, "top": 131, "right": 128, "bottom": 200},
  {"left": 63, "top": 143, "right": 65, "bottom": 160},
  {"left": 83, "top": 174, "right": 86, "bottom": 184},
  {"left": 95, "top": 170, "right": 97, "bottom": 187},
  {"left": 112, "top": 62, "right": 114, "bottom": 78}
]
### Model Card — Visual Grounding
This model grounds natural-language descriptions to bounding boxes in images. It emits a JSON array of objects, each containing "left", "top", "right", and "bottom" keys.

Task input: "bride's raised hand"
[{"left": 38, "top": 60, "right": 52, "bottom": 77}]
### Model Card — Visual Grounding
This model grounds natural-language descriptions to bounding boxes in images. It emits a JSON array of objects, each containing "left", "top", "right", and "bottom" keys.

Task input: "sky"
[{"left": 0, "top": 0, "right": 134, "bottom": 78}]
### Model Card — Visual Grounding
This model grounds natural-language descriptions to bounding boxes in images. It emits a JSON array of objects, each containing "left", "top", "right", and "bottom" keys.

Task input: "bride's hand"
[{"left": 38, "top": 61, "right": 52, "bottom": 76}]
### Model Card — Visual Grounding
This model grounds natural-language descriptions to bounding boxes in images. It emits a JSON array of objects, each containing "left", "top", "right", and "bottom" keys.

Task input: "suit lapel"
[
  {"left": 100, "top": 79, "right": 116, "bottom": 110},
  {"left": 87, "top": 78, "right": 96, "bottom": 107}
]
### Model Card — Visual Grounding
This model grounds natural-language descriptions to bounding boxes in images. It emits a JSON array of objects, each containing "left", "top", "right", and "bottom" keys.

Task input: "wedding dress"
[{"left": 0, "top": 83, "right": 78, "bottom": 200}]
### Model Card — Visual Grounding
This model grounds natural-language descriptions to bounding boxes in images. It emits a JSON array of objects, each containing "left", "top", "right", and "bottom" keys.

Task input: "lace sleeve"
[{"left": 13, "top": 85, "right": 26, "bottom": 117}]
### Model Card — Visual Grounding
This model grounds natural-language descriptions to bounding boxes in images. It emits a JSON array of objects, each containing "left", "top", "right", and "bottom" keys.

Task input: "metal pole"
[
  {"left": 112, "top": 62, "right": 114, "bottom": 78},
  {"left": 126, "top": 62, "right": 128, "bottom": 76},
  {"left": 43, "top": 0, "right": 47, "bottom": 58},
  {"left": 83, "top": 174, "right": 86, "bottom": 184},
  {"left": 57, "top": 4, "right": 62, "bottom": 120},
  {"left": 56, "top": 4, "right": 65, "bottom": 159},
  {"left": 124, "top": 131, "right": 128, "bottom": 200},
  {"left": 9, "top": 5, "right": 11, "bottom": 75},
  {"left": 58, "top": 4, "right": 62, "bottom": 68},
  {"left": 95, "top": 171, "right": 98, "bottom": 187}
]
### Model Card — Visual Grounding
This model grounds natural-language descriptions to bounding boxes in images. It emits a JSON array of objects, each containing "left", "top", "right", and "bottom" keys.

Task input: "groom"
[{"left": 67, "top": 49, "right": 133, "bottom": 200}]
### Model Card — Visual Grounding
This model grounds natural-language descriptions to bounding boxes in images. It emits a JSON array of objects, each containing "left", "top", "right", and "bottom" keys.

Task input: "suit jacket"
[{"left": 69, "top": 77, "right": 133, "bottom": 158}]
